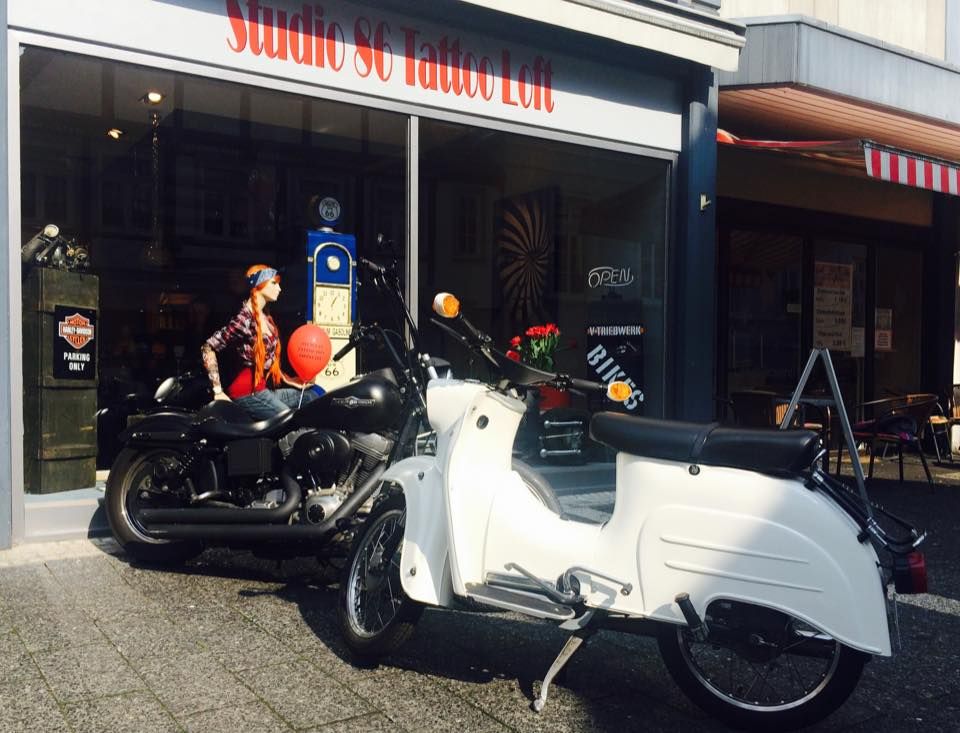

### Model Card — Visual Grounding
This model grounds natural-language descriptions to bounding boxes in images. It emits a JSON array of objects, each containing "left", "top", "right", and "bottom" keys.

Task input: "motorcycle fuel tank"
[{"left": 296, "top": 375, "right": 403, "bottom": 433}]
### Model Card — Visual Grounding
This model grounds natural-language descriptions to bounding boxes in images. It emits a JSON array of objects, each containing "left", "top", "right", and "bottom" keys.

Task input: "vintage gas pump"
[{"left": 306, "top": 197, "right": 357, "bottom": 393}]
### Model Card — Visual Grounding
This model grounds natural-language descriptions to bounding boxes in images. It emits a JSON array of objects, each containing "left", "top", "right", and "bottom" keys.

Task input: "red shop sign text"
[{"left": 225, "top": 1, "right": 556, "bottom": 112}]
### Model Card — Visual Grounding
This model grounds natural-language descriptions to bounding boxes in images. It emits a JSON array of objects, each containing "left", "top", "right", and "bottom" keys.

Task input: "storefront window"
[
  {"left": 874, "top": 247, "right": 922, "bottom": 396},
  {"left": 418, "top": 119, "right": 669, "bottom": 456},
  {"left": 725, "top": 231, "right": 803, "bottom": 395},
  {"left": 813, "top": 241, "right": 867, "bottom": 404},
  {"left": 20, "top": 47, "right": 405, "bottom": 492}
]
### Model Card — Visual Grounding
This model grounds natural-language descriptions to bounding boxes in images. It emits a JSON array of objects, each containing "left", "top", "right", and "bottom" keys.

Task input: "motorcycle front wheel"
[
  {"left": 338, "top": 493, "right": 422, "bottom": 658},
  {"left": 105, "top": 448, "right": 203, "bottom": 565},
  {"left": 657, "top": 603, "right": 868, "bottom": 731}
]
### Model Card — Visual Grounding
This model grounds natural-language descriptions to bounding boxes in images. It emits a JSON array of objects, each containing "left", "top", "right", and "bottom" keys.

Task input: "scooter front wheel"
[
  {"left": 338, "top": 494, "right": 423, "bottom": 658},
  {"left": 657, "top": 603, "right": 867, "bottom": 731}
]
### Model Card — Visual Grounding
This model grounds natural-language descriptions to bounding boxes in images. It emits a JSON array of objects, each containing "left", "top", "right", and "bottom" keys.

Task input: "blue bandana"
[{"left": 247, "top": 267, "right": 278, "bottom": 289}]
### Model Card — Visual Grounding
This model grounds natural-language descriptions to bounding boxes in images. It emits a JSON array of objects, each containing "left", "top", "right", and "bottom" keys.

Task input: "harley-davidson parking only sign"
[{"left": 54, "top": 306, "right": 96, "bottom": 380}]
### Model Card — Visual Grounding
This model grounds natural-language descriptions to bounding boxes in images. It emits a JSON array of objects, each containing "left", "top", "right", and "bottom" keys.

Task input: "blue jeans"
[{"left": 235, "top": 387, "right": 318, "bottom": 421}]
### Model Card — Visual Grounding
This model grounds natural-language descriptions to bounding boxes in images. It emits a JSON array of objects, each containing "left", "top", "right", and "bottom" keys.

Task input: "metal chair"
[
  {"left": 836, "top": 394, "right": 936, "bottom": 486},
  {"left": 926, "top": 385, "right": 960, "bottom": 463}
]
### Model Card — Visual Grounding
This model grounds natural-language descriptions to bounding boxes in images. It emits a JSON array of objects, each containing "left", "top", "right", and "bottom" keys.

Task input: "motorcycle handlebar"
[
  {"left": 333, "top": 336, "right": 357, "bottom": 362},
  {"left": 358, "top": 257, "right": 387, "bottom": 276}
]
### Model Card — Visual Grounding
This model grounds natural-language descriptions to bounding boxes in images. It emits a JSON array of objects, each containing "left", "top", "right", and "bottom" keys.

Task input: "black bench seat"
[{"left": 590, "top": 413, "right": 820, "bottom": 475}]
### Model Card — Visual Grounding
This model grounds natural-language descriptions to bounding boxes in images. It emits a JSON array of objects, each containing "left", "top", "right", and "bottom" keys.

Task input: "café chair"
[
  {"left": 926, "top": 385, "right": 960, "bottom": 463},
  {"left": 836, "top": 394, "right": 936, "bottom": 486}
]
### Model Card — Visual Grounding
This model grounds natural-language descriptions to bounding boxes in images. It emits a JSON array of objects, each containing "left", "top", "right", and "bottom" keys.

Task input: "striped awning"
[
  {"left": 718, "top": 130, "right": 960, "bottom": 197},
  {"left": 863, "top": 141, "right": 960, "bottom": 195}
]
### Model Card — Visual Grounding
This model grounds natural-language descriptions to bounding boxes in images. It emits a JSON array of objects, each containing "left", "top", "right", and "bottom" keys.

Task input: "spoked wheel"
[
  {"left": 105, "top": 448, "right": 203, "bottom": 565},
  {"left": 338, "top": 494, "right": 422, "bottom": 658},
  {"left": 657, "top": 601, "right": 868, "bottom": 731}
]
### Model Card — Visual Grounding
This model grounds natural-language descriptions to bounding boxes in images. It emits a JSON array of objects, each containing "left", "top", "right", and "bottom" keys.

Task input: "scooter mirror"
[
  {"left": 607, "top": 381, "right": 632, "bottom": 403},
  {"left": 432, "top": 292, "right": 461, "bottom": 319}
]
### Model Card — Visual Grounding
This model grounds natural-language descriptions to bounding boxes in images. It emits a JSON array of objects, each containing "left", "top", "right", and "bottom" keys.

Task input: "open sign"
[{"left": 587, "top": 266, "right": 634, "bottom": 288}]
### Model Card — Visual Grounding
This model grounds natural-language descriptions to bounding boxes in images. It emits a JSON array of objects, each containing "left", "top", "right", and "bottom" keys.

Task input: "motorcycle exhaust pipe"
[
  {"left": 137, "top": 466, "right": 302, "bottom": 525},
  {"left": 142, "top": 463, "right": 387, "bottom": 542}
]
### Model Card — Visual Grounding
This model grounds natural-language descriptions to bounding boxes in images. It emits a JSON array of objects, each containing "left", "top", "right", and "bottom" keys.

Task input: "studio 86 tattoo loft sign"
[{"left": 54, "top": 306, "right": 97, "bottom": 380}]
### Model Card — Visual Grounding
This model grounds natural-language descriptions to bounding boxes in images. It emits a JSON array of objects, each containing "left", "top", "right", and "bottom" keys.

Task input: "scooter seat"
[
  {"left": 194, "top": 403, "right": 297, "bottom": 440},
  {"left": 590, "top": 413, "right": 820, "bottom": 475}
]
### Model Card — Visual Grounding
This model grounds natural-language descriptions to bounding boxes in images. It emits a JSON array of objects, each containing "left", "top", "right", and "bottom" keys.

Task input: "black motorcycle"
[
  {"left": 105, "top": 256, "right": 560, "bottom": 565},
  {"left": 104, "top": 257, "right": 439, "bottom": 564}
]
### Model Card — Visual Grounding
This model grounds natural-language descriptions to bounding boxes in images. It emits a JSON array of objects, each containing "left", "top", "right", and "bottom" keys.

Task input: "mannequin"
[{"left": 201, "top": 264, "right": 316, "bottom": 420}]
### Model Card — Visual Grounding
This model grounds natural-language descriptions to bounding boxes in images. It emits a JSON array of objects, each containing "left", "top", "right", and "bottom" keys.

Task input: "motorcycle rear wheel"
[
  {"left": 657, "top": 604, "right": 867, "bottom": 731},
  {"left": 105, "top": 448, "right": 203, "bottom": 565}
]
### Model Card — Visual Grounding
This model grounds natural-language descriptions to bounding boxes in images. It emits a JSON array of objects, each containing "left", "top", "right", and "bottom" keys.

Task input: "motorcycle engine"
[
  {"left": 287, "top": 430, "right": 352, "bottom": 487},
  {"left": 281, "top": 429, "right": 394, "bottom": 524},
  {"left": 344, "top": 432, "right": 394, "bottom": 489}
]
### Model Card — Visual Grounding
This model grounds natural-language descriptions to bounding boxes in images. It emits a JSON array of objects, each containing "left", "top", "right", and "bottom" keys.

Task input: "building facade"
[
  {"left": 716, "top": 1, "right": 960, "bottom": 421},
  {"left": 0, "top": 1, "right": 744, "bottom": 548}
]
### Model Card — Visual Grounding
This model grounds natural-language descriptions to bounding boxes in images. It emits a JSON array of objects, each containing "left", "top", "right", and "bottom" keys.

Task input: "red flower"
[
  {"left": 506, "top": 349, "right": 521, "bottom": 361},
  {"left": 510, "top": 335, "right": 522, "bottom": 347}
]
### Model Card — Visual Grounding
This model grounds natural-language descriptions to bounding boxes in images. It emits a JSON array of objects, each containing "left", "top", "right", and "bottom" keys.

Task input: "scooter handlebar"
[{"left": 567, "top": 376, "right": 607, "bottom": 395}]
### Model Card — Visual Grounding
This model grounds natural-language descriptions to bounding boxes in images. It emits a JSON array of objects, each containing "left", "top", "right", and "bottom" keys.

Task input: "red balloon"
[{"left": 287, "top": 324, "right": 332, "bottom": 382}]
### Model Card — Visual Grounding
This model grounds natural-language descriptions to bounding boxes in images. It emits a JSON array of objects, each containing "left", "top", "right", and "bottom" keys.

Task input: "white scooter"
[{"left": 337, "top": 293, "right": 928, "bottom": 731}]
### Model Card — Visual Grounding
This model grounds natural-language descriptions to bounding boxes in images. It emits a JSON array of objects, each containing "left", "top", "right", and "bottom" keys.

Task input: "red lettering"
[
  {"left": 517, "top": 64, "right": 533, "bottom": 108},
  {"left": 501, "top": 50, "right": 517, "bottom": 106},
  {"left": 543, "top": 59, "right": 555, "bottom": 112},
  {"left": 478, "top": 56, "right": 495, "bottom": 100},
  {"left": 247, "top": 0, "right": 263, "bottom": 55},
  {"left": 374, "top": 22, "right": 393, "bottom": 81},
  {"left": 354, "top": 17, "right": 373, "bottom": 77},
  {"left": 261, "top": 8, "right": 288, "bottom": 60},
  {"left": 314, "top": 7, "right": 325, "bottom": 68},
  {"left": 450, "top": 38, "right": 463, "bottom": 95},
  {"left": 438, "top": 36, "right": 451, "bottom": 93},
  {"left": 226, "top": 0, "right": 247, "bottom": 52},
  {"left": 403, "top": 27, "right": 417, "bottom": 85},
  {"left": 418, "top": 42, "right": 438, "bottom": 90},
  {"left": 327, "top": 22, "right": 344, "bottom": 71},
  {"left": 289, "top": 5, "right": 313, "bottom": 65},
  {"left": 462, "top": 53, "right": 478, "bottom": 97}
]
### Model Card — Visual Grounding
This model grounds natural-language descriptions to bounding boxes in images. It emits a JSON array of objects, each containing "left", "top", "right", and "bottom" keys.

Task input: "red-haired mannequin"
[{"left": 201, "top": 265, "right": 317, "bottom": 420}]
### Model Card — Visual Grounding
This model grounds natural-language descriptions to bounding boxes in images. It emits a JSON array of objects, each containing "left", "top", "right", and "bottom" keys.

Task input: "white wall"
[{"left": 721, "top": 0, "right": 947, "bottom": 60}]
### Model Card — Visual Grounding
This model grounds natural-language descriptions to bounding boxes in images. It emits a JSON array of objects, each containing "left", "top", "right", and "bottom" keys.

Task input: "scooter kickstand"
[{"left": 532, "top": 628, "right": 595, "bottom": 713}]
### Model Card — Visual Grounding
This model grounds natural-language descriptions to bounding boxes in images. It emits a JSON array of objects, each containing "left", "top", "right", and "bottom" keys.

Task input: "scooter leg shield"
[{"left": 379, "top": 456, "right": 454, "bottom": 607}]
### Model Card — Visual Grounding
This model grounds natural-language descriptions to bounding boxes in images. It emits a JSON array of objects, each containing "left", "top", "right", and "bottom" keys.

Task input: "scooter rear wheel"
[
  {"left": 657, "top": 603, "right": 867, "bottom": 731},
  {"left": 338, "top": 494, "right": 423, "bottom": 658}
]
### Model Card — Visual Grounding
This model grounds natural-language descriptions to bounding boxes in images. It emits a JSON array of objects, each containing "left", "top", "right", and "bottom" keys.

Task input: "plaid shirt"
[{"left": 204, "top": 302, "right": 279, "bottom": 374}]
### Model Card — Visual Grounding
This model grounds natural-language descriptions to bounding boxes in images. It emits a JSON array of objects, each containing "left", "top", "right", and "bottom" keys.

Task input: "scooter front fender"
[{"left": 379, "top": 456, "right": 453, "bottom": 606}]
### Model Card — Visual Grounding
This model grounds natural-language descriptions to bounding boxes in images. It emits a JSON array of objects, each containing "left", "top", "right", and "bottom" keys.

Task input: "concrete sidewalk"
[{"left": 1, "top": 454, "right": 959, "bottom": 732}]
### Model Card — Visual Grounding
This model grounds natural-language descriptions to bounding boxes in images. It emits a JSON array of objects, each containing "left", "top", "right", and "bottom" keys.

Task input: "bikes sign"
[
  {"left": 54, "top": 305, "right": 97, "bottom": 380},
  {"left": 586, "top": 323, "right": 644, "bottom": 412}
]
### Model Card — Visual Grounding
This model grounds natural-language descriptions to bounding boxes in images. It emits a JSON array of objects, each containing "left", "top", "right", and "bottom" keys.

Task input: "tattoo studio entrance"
[{"left": 1, "top": 0, "right": 744, "bottom": 545}]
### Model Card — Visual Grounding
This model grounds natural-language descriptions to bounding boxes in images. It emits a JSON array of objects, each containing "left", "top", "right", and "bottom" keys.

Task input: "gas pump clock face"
[{"left": 315, "top": 286, "right": 350, "bottom": 326}]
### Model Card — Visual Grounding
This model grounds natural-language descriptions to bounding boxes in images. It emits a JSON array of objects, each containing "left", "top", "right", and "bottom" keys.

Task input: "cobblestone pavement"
[{"left": 1, "top": 453, "right": 958, "bottom": 732}]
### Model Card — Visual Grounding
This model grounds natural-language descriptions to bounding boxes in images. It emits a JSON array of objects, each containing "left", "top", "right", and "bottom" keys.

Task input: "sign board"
[
  {"left": 813, "top": 262, "right": 852, "bottom": 352},
  {"left": 585, "top": 324, "right": 644, "bottom": 412},
  {"left": 10, "top": 0, "right": 682, "bottom": 151},
  {"left": 875, "top": 307, "right": 893, "bottom": 351},
  {"left": 53, "top": 306, "right": 97, "bottom": 380}
]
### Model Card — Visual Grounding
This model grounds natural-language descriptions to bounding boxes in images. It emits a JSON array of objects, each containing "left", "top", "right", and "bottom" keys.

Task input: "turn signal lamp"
[
  {"left": 607, "top": 381, "right": 632, "bottom": 403},
  {"left": 433, "top": 292, "right": 461, "bottom": 319}
]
